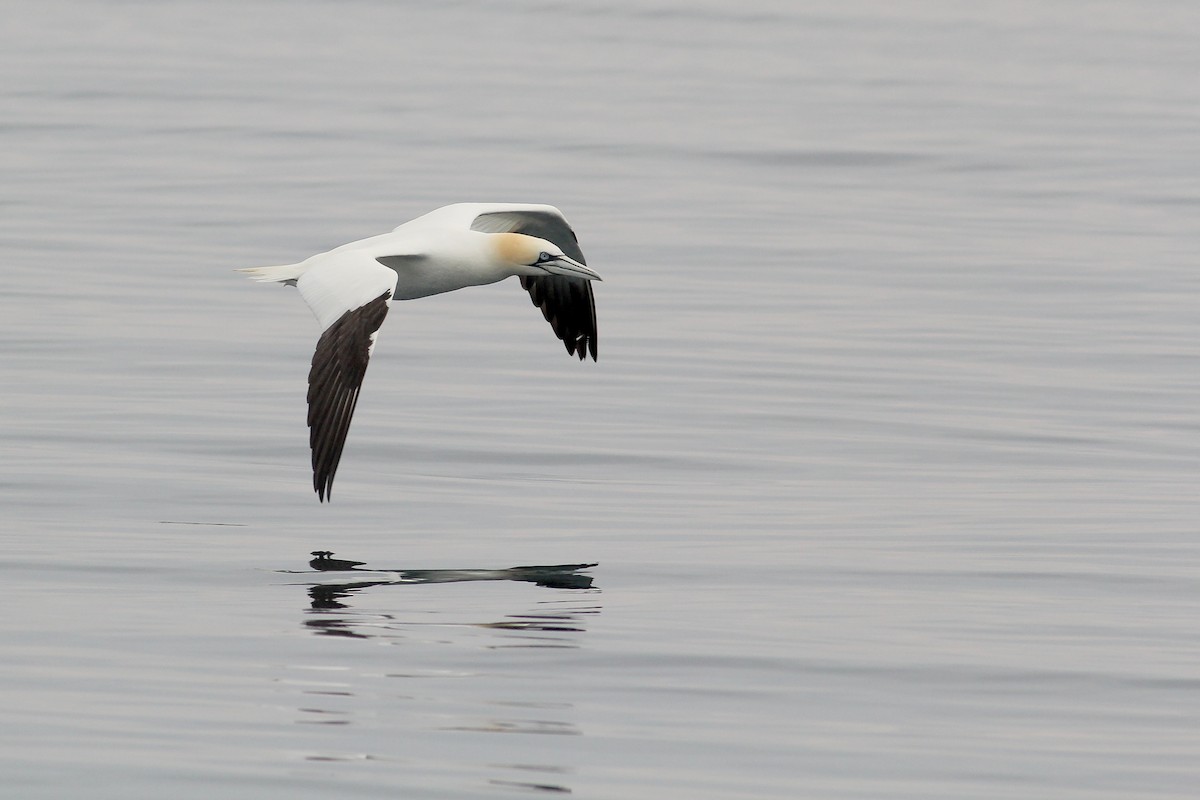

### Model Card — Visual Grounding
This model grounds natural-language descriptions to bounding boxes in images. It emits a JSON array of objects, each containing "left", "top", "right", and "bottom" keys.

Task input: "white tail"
[{"left": 236, "top": 263, "right": 307, "bottom": 285}]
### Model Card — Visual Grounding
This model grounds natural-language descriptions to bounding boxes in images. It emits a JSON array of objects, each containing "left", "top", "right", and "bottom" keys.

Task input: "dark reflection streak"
[
  {"left": 304, "top": 617, "right": 369, "bottom": 638},
  {"left": 483, "top": 624, "right": 585, "bottom": 633},
  {"left": 489, "top": 778, "right": 572, "bottom": 793}
]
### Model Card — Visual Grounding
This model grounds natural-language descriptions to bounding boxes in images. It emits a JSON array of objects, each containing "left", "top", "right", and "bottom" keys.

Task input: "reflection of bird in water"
[
  {"left": 239, "top": 203, "right": 602, "bottom": 502},
  {"left": 309, "top": 550, "right": 366, "bottom": 571},
  {"left": 302, "top": 552, "right": 597, "bottom": 592}
]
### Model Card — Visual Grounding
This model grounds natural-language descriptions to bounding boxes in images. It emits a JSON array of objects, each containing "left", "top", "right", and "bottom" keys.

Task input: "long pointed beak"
[{"left": 544, "top": 256, "right": 603, "bottom": 282}]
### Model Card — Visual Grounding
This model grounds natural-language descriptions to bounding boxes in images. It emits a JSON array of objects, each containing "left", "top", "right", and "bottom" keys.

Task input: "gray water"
[{"left": 3, "top": 0, "right": 1199, "bottom": 797}]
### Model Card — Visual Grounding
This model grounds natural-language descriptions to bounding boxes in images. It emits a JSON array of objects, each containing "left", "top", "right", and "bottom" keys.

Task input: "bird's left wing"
[
  {"left": 297, "top": 256, "right": 399, "bottom": 501},
  {"left": 470, "top": 207, "right": 598, "bottom": 361}
]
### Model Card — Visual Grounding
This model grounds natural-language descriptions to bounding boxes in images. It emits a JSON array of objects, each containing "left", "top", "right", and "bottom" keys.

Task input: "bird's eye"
[{"left": 537, "top": 251, "right": 553, "bottom": 263}]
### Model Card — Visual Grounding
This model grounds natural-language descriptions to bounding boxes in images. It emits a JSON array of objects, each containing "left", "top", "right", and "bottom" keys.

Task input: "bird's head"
[{"left": 493, "top": 233, "right": 603, "bottom": 281}]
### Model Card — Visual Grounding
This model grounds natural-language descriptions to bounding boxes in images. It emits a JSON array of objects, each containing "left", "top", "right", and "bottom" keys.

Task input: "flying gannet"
[{"left": 240, "top": 203, "right": 602, "bottom": 501}]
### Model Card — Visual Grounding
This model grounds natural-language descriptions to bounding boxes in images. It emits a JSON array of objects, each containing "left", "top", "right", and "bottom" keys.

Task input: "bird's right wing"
[
  {"left": 470, "top": 206, "right": 598, "bottom": 361},
  {"left": 297, "top": 256, "right": 399, "bottom": 501}
]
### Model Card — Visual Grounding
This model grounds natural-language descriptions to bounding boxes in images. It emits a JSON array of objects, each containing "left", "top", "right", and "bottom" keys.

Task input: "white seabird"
[{"left": 240, "top": 202, "right": 602, "bottom": 502}]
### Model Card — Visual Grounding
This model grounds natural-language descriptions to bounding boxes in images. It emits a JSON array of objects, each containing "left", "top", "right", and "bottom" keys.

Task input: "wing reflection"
[
  {"left": 282, "top": 554, "right": 599, "bottom": 634},
  {"left": 298, "top": 560, "right": 597, "bottom": 611}
]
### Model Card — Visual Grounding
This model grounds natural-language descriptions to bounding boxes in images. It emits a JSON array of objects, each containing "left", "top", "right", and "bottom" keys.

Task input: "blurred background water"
[{"left": 2, "top": 0, "right": 1198, "bottom": 797}]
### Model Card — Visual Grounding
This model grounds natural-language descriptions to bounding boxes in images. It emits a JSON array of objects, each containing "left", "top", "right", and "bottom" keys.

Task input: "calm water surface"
[{"left": 3, "top": 1, "right": 1198, "bottom": 797}]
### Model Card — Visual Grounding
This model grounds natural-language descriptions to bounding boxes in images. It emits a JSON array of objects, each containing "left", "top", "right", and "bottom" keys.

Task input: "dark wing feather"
[
  {"left": 472, "top": 209, "right": 598, "bottom": 361},
  {"left": 519, "top": 275, "right": 597, "bottom": 360},
  {"left": 307, "top": 291, "right": 391, "bottom": 502}
]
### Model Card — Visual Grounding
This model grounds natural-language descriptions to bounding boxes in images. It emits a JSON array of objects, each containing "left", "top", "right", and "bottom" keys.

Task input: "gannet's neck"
[{"left": 368, "top": 230, "right": 523, "bottom": 300}]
